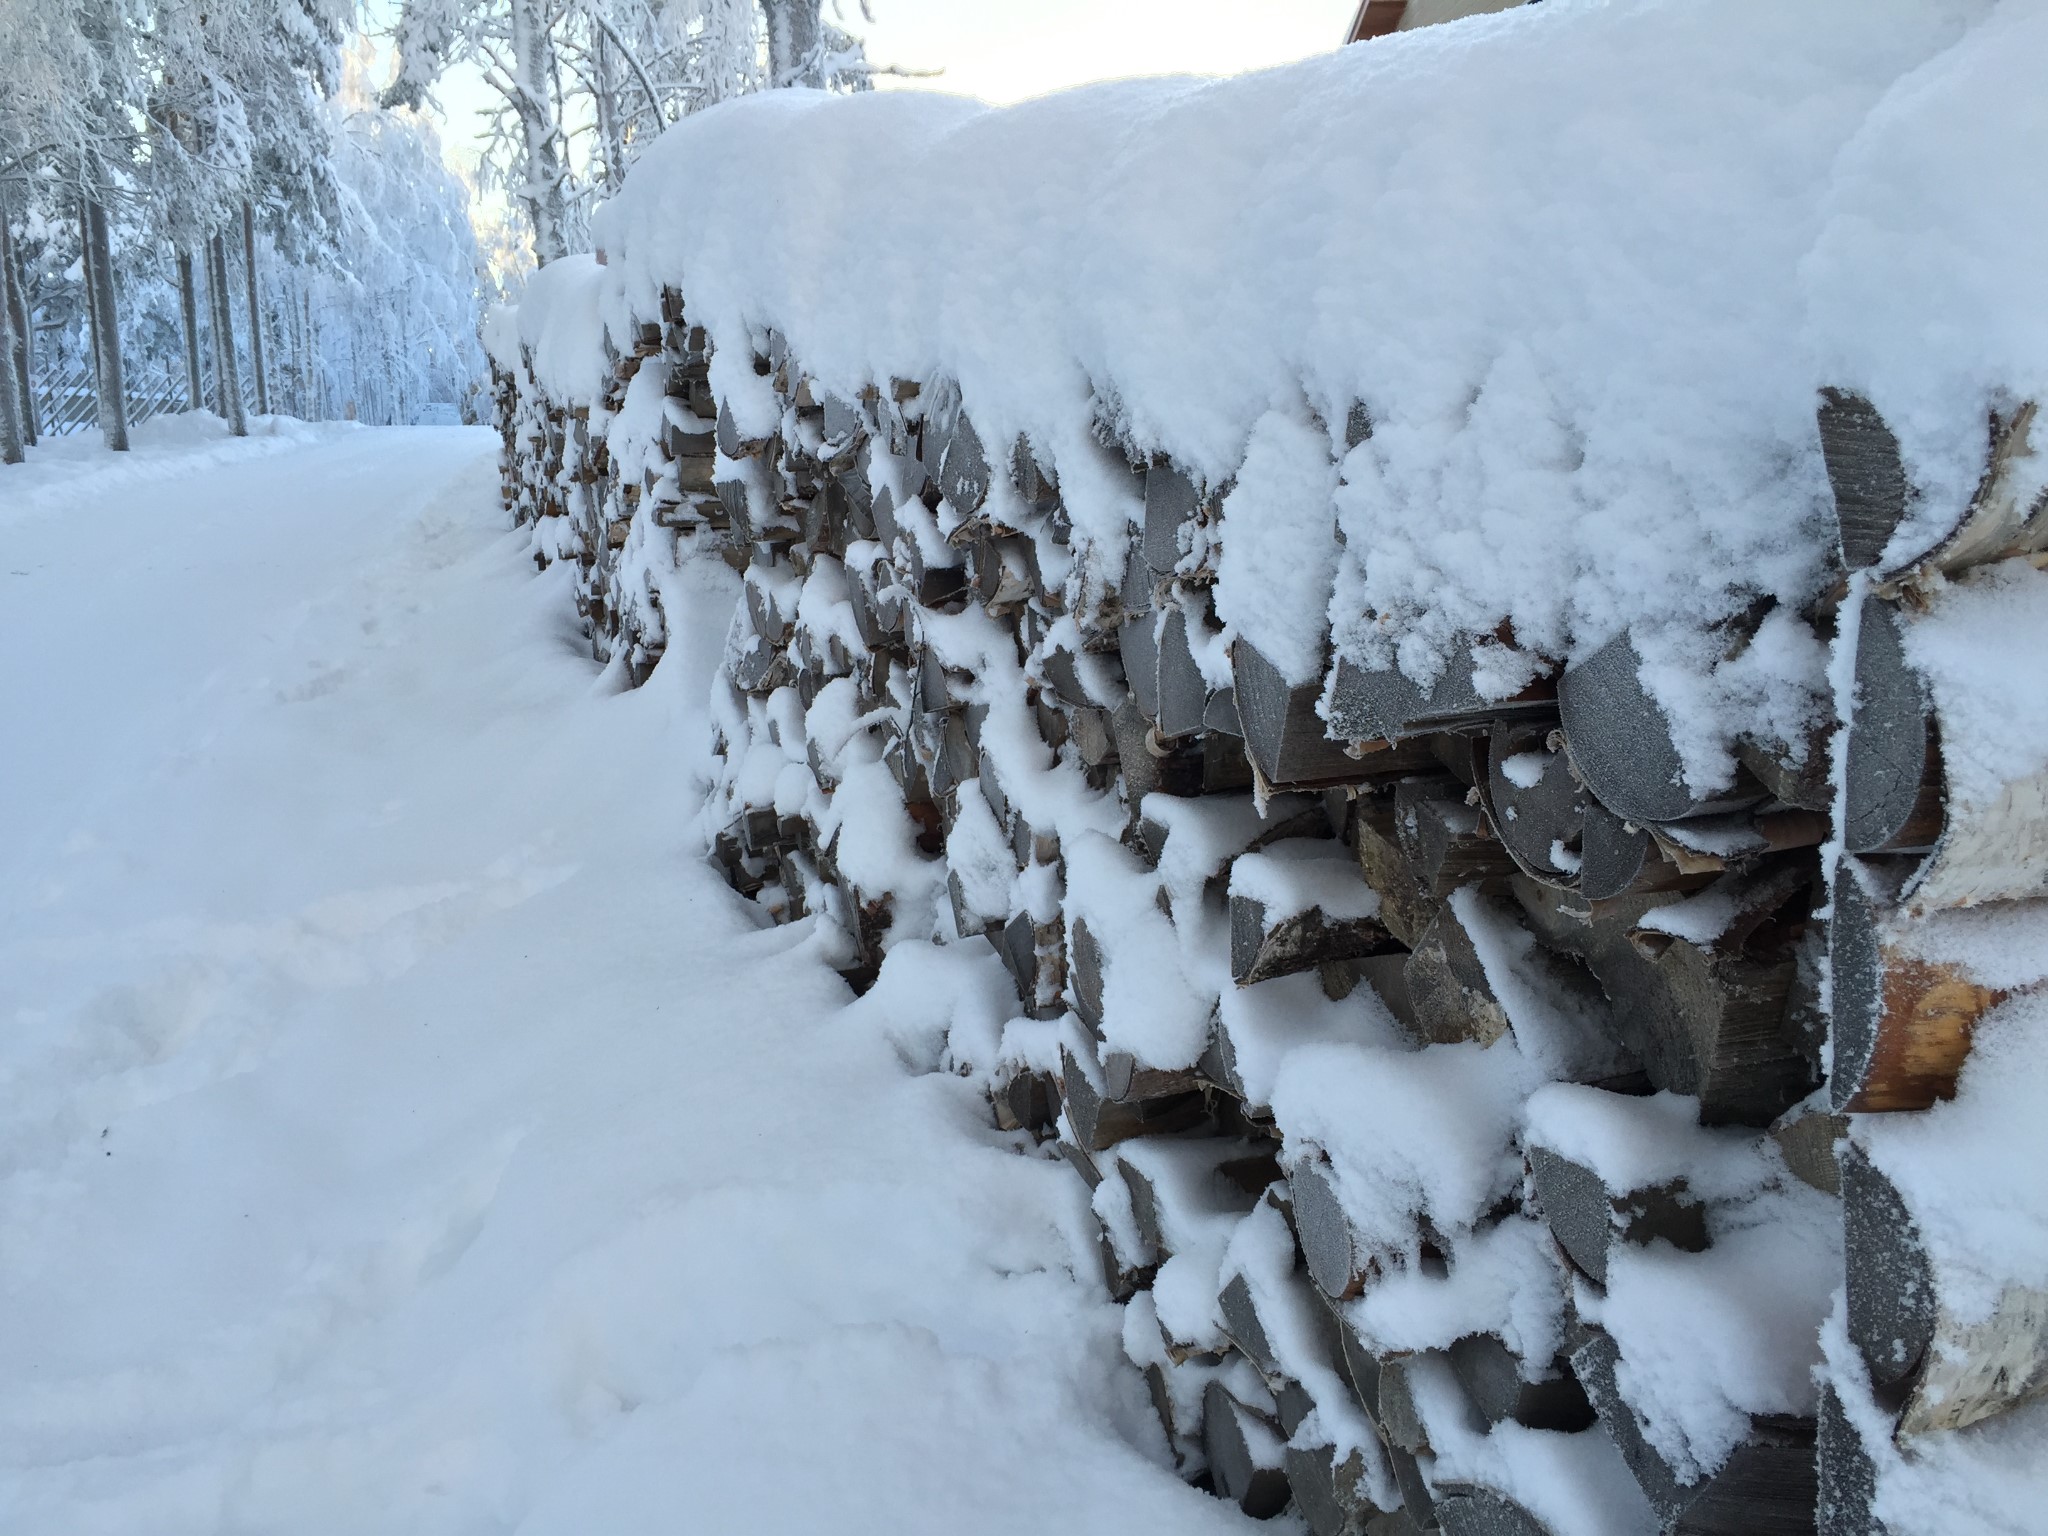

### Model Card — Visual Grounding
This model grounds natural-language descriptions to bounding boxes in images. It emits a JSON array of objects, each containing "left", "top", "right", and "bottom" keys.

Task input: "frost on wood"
[{"left": 484, "top": 0, "right": 2048, "bottom": 1527}]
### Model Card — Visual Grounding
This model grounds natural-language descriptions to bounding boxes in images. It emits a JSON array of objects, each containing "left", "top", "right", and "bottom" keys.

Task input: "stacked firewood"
[
  {"left": 487, "top": 298, "right": 2048, "bottom": 1533},
  {"left": 1810, "top": 395, "right": 2048, "bottom": 1531}
]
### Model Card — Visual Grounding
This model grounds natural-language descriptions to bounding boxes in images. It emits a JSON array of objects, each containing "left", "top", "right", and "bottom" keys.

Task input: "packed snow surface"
[{"left": 0, "top": 428, "right": 1250, "bottom": 1535}]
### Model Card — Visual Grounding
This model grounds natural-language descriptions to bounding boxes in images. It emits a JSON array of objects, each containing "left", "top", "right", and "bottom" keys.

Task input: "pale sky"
[
  {"left": 857, "top": 0, "right": 1360, "bottom": 105},
  {"left": 416, "top": 0, "right": 1361, "bottom": 137}
]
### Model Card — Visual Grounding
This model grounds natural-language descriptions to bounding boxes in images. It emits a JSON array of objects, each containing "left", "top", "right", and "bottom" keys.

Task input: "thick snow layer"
[
  {"left": 562, "top": 0, "right": 2040, "bottom": 792},
  {"left": 1272, "top": 1038, "right": 1536, "bottom": 1261},
  {"left": 516, "top": 253, "right": 611, "bottom": 406},
  {"left": 1586, "top": 1182, "right": 1841, "bottom": 1482},
  {"left": 4, "top": 411, "right": 342, "bottom": 523},
  {"left": 1521, "top": 1085, "right": 1773, "bottom": 1202},
  {"left": 1903, "top": 562, "right": 2048, "bottom": 838},
  {"left": 0, "top": 429, "right": 1252, "bottom": 1535},
  {"left": 1229, "top": 839, "right": 1380, "bottom": 924},
  {"left": 1802, "top": 0, "right": 2048, "bottom": 539}
]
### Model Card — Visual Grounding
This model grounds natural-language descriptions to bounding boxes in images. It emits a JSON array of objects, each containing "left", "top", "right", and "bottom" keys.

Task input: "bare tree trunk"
[
  {"left": 302, "top": 286, "right": 317, "bottom": 420},
  {"left": 510, "top": 0, "right": 568, "bottom": 265},
  {"left": 83, "top": 195, "right": 129, "bottom": 452},
  {"left": 763, "top": 0, "right": 822, "bottom": 86},
  {"left": 176, "top": 248, "right": 204, "bottom": 410},
  {"left": 593, "top": 29, "right": 626, "bottom": 193},
  {"left": 0, "top": 283, "right": 22, "bottom": 464},
  {"left": 1, "top": 193, "right": 36, "bottom": 445},
  {"left": 240, "top": 201, "right": 269, "bottom": 416},
  {"left": 206, "top": 231, "right": 248, "bottom": 437}
]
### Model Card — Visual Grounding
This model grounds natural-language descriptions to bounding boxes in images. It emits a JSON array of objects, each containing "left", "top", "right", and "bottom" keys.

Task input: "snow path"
[{"left": 0, "top": 426, "right": 1247, "bottom": 1535}]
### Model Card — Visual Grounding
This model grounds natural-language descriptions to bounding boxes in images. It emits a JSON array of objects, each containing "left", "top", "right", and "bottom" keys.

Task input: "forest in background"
[{"left": 0, "top": 0, "right": 878, "bottom": 462}]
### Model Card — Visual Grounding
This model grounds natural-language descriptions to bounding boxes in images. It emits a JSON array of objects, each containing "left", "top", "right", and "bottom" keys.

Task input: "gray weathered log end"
[
  {"left": 1842, "top": 595, "right": 1938, "bottom": 856},
  {"left": 1234, "top": 640, "right": 1364, "bottom": 788},
  {"left": 1557, "top": 631, "right": 1700, "bottom": 825},
  {"left": 1202, "top": 1381, "right": 1293, "bottom": 1519},
  {"left": 1819, "top": 389, "right": 1912, "bottom": 573}
]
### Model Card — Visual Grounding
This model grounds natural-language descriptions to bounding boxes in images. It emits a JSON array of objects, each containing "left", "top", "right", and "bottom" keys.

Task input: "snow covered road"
[{"left": 0, "top": 423, "right": 1246, "bottom": 1534}]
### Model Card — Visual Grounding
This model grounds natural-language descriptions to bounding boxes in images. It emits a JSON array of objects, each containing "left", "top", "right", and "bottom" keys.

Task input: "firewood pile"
[{"left": 486, "top": 287, "right": 2048, "bottom": 1533}]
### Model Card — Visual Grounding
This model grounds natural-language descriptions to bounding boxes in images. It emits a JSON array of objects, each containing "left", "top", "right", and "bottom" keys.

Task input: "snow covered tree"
[{"left": 385, "top": 0, "right": 878, "bottom": 268}]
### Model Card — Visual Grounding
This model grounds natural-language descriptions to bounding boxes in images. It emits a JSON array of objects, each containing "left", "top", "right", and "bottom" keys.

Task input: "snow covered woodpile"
[{"left": 481, "top": 2, "right": 2048, "bottom": 1531}]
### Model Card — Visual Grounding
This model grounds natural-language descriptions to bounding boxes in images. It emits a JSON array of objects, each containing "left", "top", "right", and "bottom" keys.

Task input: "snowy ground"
[{"left": 0, "top": 422, "right": 1247, "bottom": 1535}]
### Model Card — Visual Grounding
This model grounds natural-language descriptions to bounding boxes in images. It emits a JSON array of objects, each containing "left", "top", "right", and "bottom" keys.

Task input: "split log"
[
  {"left": 991, "top": 1067, "right": 1057, "bottom": 1135},
  {"left": 1220, "top": 1272, "right": 1286, "bottom": 1384},
  {"left": 1233, "top": 641, "right": 1370, "bottom": 789},
  {"left": 1325, "top": 651, "right": 1553, "bottom": 745},
  {"left": 1819, "top": 389, "right": 2048, "bottom": 579},
  {"left": 1484, "top": 722, "right": 1587, "bottom": 887},
  {"left": 946, "top": 866, "right": 1001, "bottom": 940},
  {"left": 731, "top": 637, "right": 791, "bottom": 695},
  {"left": 1325, "top": 1296, "right": 1386, "bottom": 1424},
  {"left": 1842, "top": 1143, "right": 2048, "bottom": 1437},
  {"left": 1321, "top": 951, "right": 1420, "bottom": 1032},
  {"left": 937, "top": 410, "right": 992, "bottom": 515},
  {"left": 1284, "top": 1442, "right": 1385, "bottom": 1536},
  {"left": 1557, "top": 631, "right": 1760, "bottom": 826},
  {"left": 1095, "top": 1212, "right": 1158, "bottom": 1302},
  {"left": 1527, "top": 1145, "right": 1708, "bottom": 1286},
  {"left": 716, "top": 397, "right": 771, "bottom": 459},
  {"left": 1069, "top": 917, "right": 1105, "bottom": 1034},
  {"left": 1403, "top": 902, "right": 1513, "bottom": 1048},
  {"left": 1815, "top": 1383, "right": 1881, "bottom": 1536},
  {"left": 1738, "top": 728, "right": 1835, "bottom": 814},
  {"left": 1011, "top": 436, "right": 1062, "bottom": 514},
  {"left": 1375, "top": 1355, "right": 1440, "bottom": 1459},
  {"left": 1156, "top": 602, "right": 1212, "bottom": 742},
  {"left": 1841, "top": 595, "right": 1942, "bottom": 857},
  {"left": 1586, "top": 864, "right": 1822, "bottom": 1125},
  {"left": 1102, "top": 1049, "right": 1209, "bottom": 1106},
  {"left": 1060, "top": 1042, "right": 1208, "bottom": 1151},
  {"left": 1292, "top": 1158, "right": 1368, "bottom": 1301},
  {"left": 1827, "top": 865, "right": 2006, "bottom": 1113},
  {"left": 1230, "top": 849, "right": 1401, "bottom": 986},
  {"left": 1818, "top": 391, "right": 1908, "bottom": 573},
  {"left": 1144, "top": 460, "right": 1202, "bottom": 574},
  {"left": 1435, "top": 1488, "right": 1555, "bottom": 1536},
  {"left": 1120, "top": 1138, "right": 1276, "bottom": 1257},
  {"left": 1851, "top": 579, "right": 2048, "bottom": 908},
  {"left": 1381, "top": 1454, "right": 1436, "bottom": 1534},
  {"left": 996, "top": 909, "right": 1065, "bottom": 1020},
  {"left": 1121, "top": 613, "right": 1161, "bottom": 721},
  {"left": 1394, "top": 776, "right": 1519, "bottom": 897},
  {"left": 1769, "top": 1102, "right": 1846, "bottom": 1197},
  {"left": 1202, "top": 1381, "right": 1293, "bottom": 1519},
  {"left": 1446, "top": 1334, "right": 1594, "bottom": 1432},
  {"left": 1349, "top": 791, "right": 1440, "bottom": 947},
  {"left": 1572, "top": 1327, "right": 1817, "bottom": 1534},
  {"left": 1206, "top": 688, "right": 1245, "bottom": 737},
  {"left": 1069, "top": 705, "right": 1119, "bottom": 775}
]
